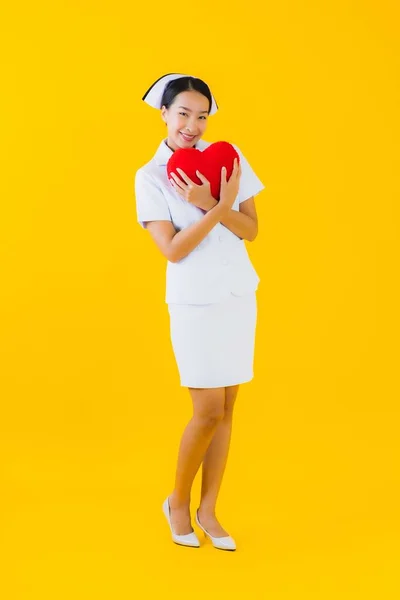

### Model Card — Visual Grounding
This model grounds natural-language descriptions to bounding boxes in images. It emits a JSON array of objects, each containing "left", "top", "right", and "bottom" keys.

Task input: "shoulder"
[
  {"left": 135, "top": 159, "right": 156, "bottom": 180},
  {"left": 135, "top": 160, "right": 164, "bottom": 189}
]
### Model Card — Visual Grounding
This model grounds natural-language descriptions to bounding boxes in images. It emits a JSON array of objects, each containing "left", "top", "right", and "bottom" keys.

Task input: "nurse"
[{"left": 134, "top": 73, "right": 265, "bottom": 550}]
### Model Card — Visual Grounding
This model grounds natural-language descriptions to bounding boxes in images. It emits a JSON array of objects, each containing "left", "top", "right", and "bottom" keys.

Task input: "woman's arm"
[
  {"left": 206, "top": 196, "right": 258, "bottom": 241},
  {"left": 145, "top": 202, "right": 230, "bottom": 263},
  {"left": 145, "top": 161, "right": 242, "bottom": 262},
  {"left": 169, "top": 163, "right": 259, "bottom": 242}
]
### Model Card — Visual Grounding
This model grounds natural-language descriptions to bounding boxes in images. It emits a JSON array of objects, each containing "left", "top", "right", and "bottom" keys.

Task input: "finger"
[
  {"left": 170, "top": 171, "right": 187, "bottom": 190},
  {"left": 170, "top": 178, "right": 185, "bottom": 197},
  {"left": 170, "top": 171, "right": 186, "bottom": 186},
  {"left": 176, "top": 168, "right": 196, "bottom": 186},
  {"left": 221, "top": 166, "right": 227, "bottom": 184},
  {"left": 195, "top": 170, "right": 209, "bottom": 184}
]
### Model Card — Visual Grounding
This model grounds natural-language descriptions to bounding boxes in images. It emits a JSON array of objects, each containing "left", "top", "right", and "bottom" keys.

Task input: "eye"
[
  {"left": 179, "top": 112, "right": 188, "bottom": 116},
  {"left": 200, "top": 116, "right": 207, "bottom": 120}
]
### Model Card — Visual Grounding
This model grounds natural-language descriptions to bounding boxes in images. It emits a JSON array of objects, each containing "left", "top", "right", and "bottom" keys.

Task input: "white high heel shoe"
[
  {"left": 195, "top": 509, "right": 237, "bottom": 551},
  {"left": 162, "top": 497, "right": 200, "bottom": 548}
]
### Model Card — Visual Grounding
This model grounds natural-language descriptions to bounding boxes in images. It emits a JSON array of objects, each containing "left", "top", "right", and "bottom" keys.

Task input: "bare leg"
[
  {"left": 168, "top": 387, "right": 225, "bottom": 535},
  {"left": 197, "top": 385, "right": 240, "bottom": 537}
]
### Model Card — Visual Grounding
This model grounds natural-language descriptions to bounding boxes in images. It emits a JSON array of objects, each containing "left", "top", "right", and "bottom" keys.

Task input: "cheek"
[{"left": 175, "top": 118, "right": 185, "bottom": 130}]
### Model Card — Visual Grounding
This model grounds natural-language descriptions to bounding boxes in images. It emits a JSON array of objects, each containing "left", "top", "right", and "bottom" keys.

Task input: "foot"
[
  {"left": 197, "top": 507, "right": 229, "bottom": 538},
  {"left": 168, "top": 494, "right": 193, "bottom": 536}
]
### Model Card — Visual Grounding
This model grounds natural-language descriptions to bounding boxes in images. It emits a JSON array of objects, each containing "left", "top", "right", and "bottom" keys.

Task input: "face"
[{"left": 161, "top": 90, "right": 209, "bottom": 151}]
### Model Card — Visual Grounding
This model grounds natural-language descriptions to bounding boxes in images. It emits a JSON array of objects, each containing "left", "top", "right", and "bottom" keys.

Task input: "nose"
[{"left": 184, "top": 116, "right": 201, "bottom": 133}]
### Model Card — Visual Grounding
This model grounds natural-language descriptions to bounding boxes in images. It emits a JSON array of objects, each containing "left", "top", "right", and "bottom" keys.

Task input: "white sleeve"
[
  {"left": 231, "top": 144, "right": 265, "bottom": 204},
  {"left": 134, "top": 169, "right": 173, "bottom": 229}
]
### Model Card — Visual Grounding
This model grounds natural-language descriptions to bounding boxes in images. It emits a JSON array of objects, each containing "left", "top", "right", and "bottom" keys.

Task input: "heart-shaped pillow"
[{"left": 166, "top": 141, "right": 240, "bottom": 201}]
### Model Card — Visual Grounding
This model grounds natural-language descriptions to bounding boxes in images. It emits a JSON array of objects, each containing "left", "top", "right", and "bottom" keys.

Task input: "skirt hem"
[{"left": 180, "top": 374, "right": 254, "bottom": 389}]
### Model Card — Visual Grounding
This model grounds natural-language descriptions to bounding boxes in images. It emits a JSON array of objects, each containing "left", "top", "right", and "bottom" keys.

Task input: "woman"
[{"left": 135, "top": 73, "right": 265, "bottom": 550}]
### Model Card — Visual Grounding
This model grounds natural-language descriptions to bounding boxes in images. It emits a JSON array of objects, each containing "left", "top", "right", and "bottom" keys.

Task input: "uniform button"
[
  {"left": 222, "top": 259, "right": 229, "bottom": 266},
  {"left": 219, "top": 236, "right": 223, "bottom": 242}
]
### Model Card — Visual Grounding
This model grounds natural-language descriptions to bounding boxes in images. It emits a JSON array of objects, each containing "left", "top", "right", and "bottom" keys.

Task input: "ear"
[{"left": 161, "top": 106, "right": 167, "bottom": 124}]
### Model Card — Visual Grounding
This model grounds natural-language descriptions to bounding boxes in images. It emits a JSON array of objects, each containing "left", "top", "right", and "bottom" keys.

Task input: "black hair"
[{"left": 160, "top": 76, "right": 215, "bottom": 114}]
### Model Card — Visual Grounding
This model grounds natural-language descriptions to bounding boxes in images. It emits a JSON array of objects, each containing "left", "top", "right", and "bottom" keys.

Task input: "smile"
[{"left": 180, "top": 132, "right": 195, "bottom": 141}]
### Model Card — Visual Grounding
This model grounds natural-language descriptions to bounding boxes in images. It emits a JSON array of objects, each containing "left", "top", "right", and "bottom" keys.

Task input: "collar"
[{"left": 154, "top": 137, "right": 209, "bottom": 166}]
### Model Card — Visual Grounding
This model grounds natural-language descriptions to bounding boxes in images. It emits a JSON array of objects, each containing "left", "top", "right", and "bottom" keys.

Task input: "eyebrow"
[{"left": 178, "top": 106, "right": 208, "bottom": 114}]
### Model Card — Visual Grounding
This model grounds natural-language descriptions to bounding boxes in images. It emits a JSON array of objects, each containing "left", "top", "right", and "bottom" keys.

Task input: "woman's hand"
[
  {"left": 169, "top": 168, "right": 217, "bottom": 212},
  {"left": 219, "top": 158, "right": 242, "bottom": 211}
]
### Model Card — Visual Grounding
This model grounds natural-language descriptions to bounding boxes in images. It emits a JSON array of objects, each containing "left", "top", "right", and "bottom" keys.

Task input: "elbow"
[
  {"left": 167, "top": 251, "right": 178, "bottom": 263},
  {"left": 248, "top": 224, "right": 258, "bottom": 242},
  {"left": 167, "top": 240, "right": 188, "bottom": 263},
  {"left": 166, "top": 247, "right": 181, "bottom": 263},
  {"left": 164, "top": 239, "right": 179, "bottom": 263}
]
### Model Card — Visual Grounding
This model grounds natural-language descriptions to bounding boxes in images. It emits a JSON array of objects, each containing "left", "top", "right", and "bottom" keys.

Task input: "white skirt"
[{"left": 167, "top": 292, "right": 257, "bottom": 388}]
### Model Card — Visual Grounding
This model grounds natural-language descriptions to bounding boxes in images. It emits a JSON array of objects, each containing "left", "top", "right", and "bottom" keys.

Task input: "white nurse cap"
[{"left": 142, "top": 72, "right": 218, "bottom": 115}]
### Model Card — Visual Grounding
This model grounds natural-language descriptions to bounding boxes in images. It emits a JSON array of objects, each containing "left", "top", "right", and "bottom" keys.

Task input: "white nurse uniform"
[{"left": 134, "top": 138, "right": 265, "bottom": 387}]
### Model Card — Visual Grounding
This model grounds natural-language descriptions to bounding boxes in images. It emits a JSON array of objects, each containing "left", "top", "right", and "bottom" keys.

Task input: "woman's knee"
[
  {"left": 189, "top": 387, "right": 226, "bottom": 428},
  {"left": 224, "top": 385, "right": 240, "bottom": 415}
]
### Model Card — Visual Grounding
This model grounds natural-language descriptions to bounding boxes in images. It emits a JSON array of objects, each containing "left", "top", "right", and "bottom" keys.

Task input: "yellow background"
[{"left": 1, "top": 1, "right": 399, "bottom": 597}]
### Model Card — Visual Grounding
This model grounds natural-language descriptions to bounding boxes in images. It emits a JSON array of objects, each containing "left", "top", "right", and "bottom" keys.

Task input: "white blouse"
[{"left": 134, "top": 138, "right": 265, "bottom": 304}]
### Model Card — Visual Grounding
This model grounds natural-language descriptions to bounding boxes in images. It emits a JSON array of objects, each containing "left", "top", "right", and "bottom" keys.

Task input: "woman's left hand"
[{"left": 170, "top": 168, "right": 217, "bottom": 211}]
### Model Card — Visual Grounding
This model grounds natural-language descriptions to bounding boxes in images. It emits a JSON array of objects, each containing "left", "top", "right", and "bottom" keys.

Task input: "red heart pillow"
[{"left": 166, "top": 141, "right": 240, "bottom": 201}]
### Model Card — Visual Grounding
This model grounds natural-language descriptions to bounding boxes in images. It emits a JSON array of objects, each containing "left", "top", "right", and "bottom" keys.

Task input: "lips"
[{"left": 180, "top": 132, "right": 195, "bottom": 141}]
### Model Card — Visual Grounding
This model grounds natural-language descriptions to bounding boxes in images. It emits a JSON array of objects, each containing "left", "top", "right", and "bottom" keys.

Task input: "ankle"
[
  {"left": 198, "top": 502, "right": 216, "bottom": 517},
  {"left": 169, "top": 491, "right": 190, "bottom": 510}
]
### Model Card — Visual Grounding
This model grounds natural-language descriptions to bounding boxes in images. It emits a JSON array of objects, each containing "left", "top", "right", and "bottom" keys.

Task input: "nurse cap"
[{"left": 142, "top": 72, "right": 218, "bottom": 115}]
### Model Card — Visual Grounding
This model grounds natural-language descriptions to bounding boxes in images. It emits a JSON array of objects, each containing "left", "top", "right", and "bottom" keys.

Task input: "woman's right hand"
[{"left": 219, "top": 158, "right": 242, "bottom": 210}]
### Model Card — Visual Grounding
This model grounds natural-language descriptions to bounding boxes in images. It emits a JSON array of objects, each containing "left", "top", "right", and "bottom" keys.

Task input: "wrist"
[
  {"left": 205, "top": 195, "right": 218, "bottom": 211},
  {"left": 211, "top": 201, "right": 230, "bottom": 219}
]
